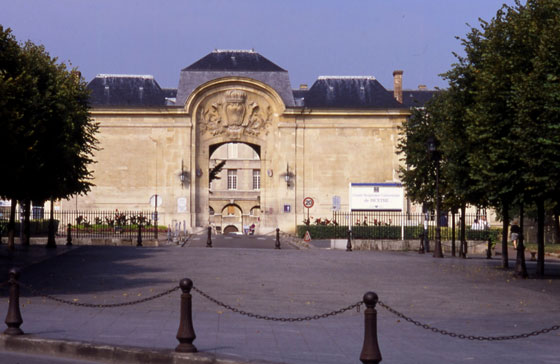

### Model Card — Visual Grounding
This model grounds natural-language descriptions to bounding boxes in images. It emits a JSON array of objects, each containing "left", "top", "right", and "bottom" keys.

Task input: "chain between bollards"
[
  {"left": 176, "top": 278, "right": 197, "bottom": 353},
  {"left": 275, "top": 228, "right": 281, "bottom": 249},
  {"left": 206, "top": 226, "right": 212, "bottom": 248},
  {"left": 347, "top": 229, "right": 352, "bottom": 252},
  {"left": 4, "top": 268, "right": 23, "bottom": 335},
  {"left": 66, "top": 223, "right": 72, "bottom": 246}
]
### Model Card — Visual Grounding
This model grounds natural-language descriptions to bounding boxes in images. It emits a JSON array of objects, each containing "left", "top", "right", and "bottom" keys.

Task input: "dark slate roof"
[
  {"left": 303, "top": 76, "right": 404, "bottom": 109},
  {"left": 292, "top": 89, "right": 308, "bottom": 107},
  {"left": 184, "top": 49, "right": 286, "bottom": 72},
  {"left": 400, "top": 89, "right": 439, "bottom": 108},
  {"left": 162, "top": 88, "right": 177, "bottom": 98},
  {"left": 176, "top": 50, "right": 295, "bottom": 107},
  {"left": 87, "top": 75, "right": 168, "bottom": 107},
  {"left": 162, "top": 88, "right": 178, "bottom": 105}
]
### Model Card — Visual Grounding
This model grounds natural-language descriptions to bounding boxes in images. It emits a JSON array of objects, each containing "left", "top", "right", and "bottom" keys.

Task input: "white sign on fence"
[{"left": 349, "top": 183, "right": 403, "bottom": 211}]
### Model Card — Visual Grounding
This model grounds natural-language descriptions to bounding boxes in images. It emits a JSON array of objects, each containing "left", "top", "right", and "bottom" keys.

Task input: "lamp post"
[{"left": 427, "top": 137, "right": 443, "bottom": 258}]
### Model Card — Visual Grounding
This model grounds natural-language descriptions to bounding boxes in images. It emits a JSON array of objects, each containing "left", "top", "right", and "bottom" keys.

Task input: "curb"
[{"left": 0, "top": 335, "right": 281, "bottom": 364}]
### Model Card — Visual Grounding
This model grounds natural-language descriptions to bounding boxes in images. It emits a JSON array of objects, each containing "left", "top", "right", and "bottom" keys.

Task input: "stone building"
[{"left": 61, "top": 50, "right": 436, "bottom": 233}]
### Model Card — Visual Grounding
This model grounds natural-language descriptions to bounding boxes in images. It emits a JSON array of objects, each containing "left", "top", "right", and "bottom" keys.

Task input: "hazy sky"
[{"left": 1, "top": 0, "right": 518, "bottom": 90}]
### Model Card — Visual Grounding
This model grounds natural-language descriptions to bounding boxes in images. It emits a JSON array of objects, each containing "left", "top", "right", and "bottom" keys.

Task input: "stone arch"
[
  {"left": 221, "top": 203, "right": 243, "bottom": 216},
  {"left": 185, "top": 77, "right": 286, "bottom": 115},
  {"left": 188, "top": 77, "right": 289, "bottom": 229}
]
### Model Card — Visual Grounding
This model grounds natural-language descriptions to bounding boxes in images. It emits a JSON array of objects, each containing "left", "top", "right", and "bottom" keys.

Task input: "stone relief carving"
[{"left": 199, "top": 89, "right": 272, "bottom": 139}]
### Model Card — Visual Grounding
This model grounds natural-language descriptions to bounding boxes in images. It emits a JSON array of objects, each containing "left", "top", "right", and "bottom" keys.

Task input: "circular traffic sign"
[{"left": 303, "top": 197, "right": 314, "bottom": 209}]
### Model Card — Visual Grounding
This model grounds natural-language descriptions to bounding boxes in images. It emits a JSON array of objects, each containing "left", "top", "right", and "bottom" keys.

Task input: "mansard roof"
[
  {"left": 401, "top": 89, "right": 439, "bottom": 108},
  {"left": 87, "top": 74, "right": 170, "bottom": 107},
  {"left": 303, "top": 76, "right": 403, "bottom": 109},
  {"left": 183, "top": 49, "right": 286, "bottom": 72},
  {"left": 175, "top": 50, "right": 295, "bottom": 108}
]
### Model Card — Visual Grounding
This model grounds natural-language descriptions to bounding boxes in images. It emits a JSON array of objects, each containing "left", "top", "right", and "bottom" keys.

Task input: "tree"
[
  {"left": 464, "top": 0, "right": 560, "bottom": 275},
  {"left": 0, "top": 28, "right": 98, "bottom": 249},
  {"left": 0, "top": 26, "right": 26, "bottom": 250},
  {"left": 209, "top": 160, "right": 226, "bottom": 185}
]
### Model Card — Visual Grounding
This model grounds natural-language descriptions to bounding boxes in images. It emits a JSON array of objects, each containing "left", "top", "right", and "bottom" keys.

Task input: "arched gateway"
[
  {"left": 186, "top": 77, "right": 289, "bottom": 231},
  {"left": 64, "top": 50, "right": 434, "bottom": 234}
]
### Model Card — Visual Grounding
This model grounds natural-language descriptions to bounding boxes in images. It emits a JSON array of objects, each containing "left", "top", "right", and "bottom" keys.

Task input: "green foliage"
[
  {"left": 209, "top": 160, "right": 226, "bottom": 184},
  {"left": 397, "top": 107, "right": 437, "bottom": 207},
  {"left": 0, "top": 27, "right": 99, "bottom": 203},
  {"left": 297, "top": 224, "right": 501, "bottom": 241},
  {"left": 0, "top": 219, "right": 59, "bottom": 236}
]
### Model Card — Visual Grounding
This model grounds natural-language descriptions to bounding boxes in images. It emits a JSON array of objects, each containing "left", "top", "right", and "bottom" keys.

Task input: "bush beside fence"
[
  {"left": 0, "top": 210, "right": 167, "bottom": 240},
  {"left": 297, "top": 224, "right": 502, "bottom": 242}
]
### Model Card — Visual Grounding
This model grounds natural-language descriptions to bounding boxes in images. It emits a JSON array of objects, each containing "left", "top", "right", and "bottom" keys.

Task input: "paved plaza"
[{"left": 1, "top": 236, "right": 560, "bottom": 363}]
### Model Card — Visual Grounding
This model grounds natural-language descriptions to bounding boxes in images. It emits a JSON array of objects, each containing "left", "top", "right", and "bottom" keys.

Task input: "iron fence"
[
  {"left": 0, "top": 208, "right": 166, "bottom": 240},
  {"left": 305, "top": 211, "right": 499, "bottom": 241}
]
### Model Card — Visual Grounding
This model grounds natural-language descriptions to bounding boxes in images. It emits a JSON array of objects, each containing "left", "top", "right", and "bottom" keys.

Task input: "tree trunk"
[
  {"left": 553, "top": 205, "right": 560, "bottom": 245},
  {"left": 501, "top": 201, "right": 509, "bottom": 269},
  {"left": 7, "top": 200, "right": 16, "bottom": 251},
  {"left": 515, "top": 204, "right": 528, "bottom": 278},
  {"left": 460, "top": 204, "right": 466, "bottom": 258},
  {"left": 536, "top": 199, "right": 545, "bottom": 277},
  {"left": 46, "top": 198, "right": 56, "bottom": 249},
  {"left": 451, "top": 211, "right": 456, "bottom": 257},
  {"left": 22, "top": 199, "right": 31, "bottom": 247}
]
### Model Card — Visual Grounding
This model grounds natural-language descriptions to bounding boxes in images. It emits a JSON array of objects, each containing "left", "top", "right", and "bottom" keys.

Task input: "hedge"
[{"left": 297, "top": 225, "right": 502, "bottom": 241}]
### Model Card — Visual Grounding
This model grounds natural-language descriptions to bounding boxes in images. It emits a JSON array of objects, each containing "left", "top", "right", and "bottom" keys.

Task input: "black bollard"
[
  {"left": 418, "top": 232, "right": 425, "bottom": 254},
  {"left": 4, "top": 268, "right": 23, "bottom": 335},
  {"left": 360, "top": 292, "right": 382, "bottom": 364},
  {"left": 137, "top": 224, "right": 143, "bottom": 247},
  {"left": 486, "top": 238, "right": 492, "bottom": 259},
  {"left": 275, "top": 228, "right": 281, "bottom": 249},
  {"left": 175, "top": 278, "right": 197, "bottom": 353},
  {"left": 66, "top": 223, "right": 72, "bottom": 246},
  {"left": 206, "top": 226, "right": 212, "bottom": 247},
  {"left": 347, "top": 229, "right": 352, "bottom": 252}
]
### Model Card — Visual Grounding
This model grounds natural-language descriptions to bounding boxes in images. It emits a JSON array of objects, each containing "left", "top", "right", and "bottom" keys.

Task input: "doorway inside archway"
[{"left": 208, "top": 142, "right": 261, "bottom": 234}]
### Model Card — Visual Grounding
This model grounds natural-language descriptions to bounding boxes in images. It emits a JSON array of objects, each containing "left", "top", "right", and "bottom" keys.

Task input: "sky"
[{"left": 1, "top": 0, "right": 519, "bottom": 91}]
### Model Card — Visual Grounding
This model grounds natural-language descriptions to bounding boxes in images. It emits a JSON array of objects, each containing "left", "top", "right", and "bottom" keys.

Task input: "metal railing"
[
  {"left": 0, "top": 208, "right": 166, "bottom": 240},
  {"left": 298, "top": 212, "right": 499, "bottom": 241}
]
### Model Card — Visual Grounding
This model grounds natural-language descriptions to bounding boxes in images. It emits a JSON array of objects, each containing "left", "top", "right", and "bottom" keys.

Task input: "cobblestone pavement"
[{"left": 1, "top": 243, "right": 560, "bottom": 364}]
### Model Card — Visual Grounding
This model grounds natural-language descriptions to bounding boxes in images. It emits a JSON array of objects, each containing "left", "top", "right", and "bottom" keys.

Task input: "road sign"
[
  {"left": 303, "top": 197, "right": 314, "bottom": 209},
  {"left": 303, "top": 230, "right": 311, "bottom": 243}
]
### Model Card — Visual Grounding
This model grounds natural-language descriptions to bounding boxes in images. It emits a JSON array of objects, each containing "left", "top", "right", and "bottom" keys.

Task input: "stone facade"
[{"left": 60, "top": 50, "right": 434, "bottom": 234}]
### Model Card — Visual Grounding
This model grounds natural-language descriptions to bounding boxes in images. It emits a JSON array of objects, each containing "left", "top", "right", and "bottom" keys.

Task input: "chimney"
[
  {"left": 418, "top": 84, "right": 427, "bottom": 90},
  {"left": 393, "top": 70, "right": 403, "bottom": 103},
  {"left": 299, "top": 84, "right": 308, "bottom": 90}
]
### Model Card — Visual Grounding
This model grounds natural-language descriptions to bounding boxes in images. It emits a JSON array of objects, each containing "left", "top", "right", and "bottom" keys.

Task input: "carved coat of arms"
[{"left": 199, "top": 90, "right": 272, "bottom": 139}]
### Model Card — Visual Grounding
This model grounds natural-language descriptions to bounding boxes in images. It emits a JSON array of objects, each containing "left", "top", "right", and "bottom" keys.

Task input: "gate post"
[
  {"left": 359, "top": 291, "right": 382, "bottom": 364},
  {"left": 175, "top": 278, "right": 197, "bottom": 353},
  {"left": 66, "top": 223, "right": 72, "bottom": 246},
  {"left": 4, "top": 268, "right": 23, "bottom": 335},
  {"left": 206, "top": 226, "right": 212, "bottom": 247},
  {"left": 275, "top": 228, "right": 281, "bottom": 249},
  {"left": 137, "top": 224, "right": 143, "bottom": 247}
]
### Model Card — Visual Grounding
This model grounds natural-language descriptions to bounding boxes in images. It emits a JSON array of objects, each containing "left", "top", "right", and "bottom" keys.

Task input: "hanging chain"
[
  {"left": 16, "top": 280, "right": 179, "bottom": 308},
  {"left": 192, "top": 286, "right": 362, "bottom": 322},
  {"left": 378, "top": 300, "right": 560, "bottom": 341}
]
